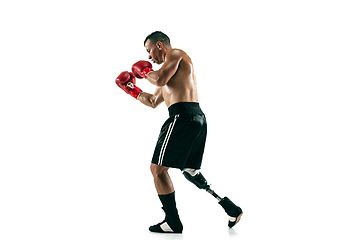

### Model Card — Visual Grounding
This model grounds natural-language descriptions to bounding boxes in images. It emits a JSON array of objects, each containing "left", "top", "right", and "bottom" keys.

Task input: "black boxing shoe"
[
  {"left": 149, "top": 208, "right": 183, "bottom": 233},
  {"left": 149, "top": 219, "right": 183, "bottom": 233},
  {"left": 219, "top": 197, "right": 243, "bottom": 228}
]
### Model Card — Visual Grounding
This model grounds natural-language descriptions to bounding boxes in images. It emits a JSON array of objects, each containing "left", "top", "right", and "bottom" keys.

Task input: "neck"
[{"left": 163, "top": 45, "right": 172, "bottom": 55}]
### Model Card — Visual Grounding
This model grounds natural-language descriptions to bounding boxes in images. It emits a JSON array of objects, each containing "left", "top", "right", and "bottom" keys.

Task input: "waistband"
[{"left": 168, "top": 102, "right": 203, "bottom": 116}]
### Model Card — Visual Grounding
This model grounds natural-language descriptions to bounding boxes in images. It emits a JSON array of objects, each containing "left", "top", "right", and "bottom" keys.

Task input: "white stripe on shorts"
[{"left": 158, "top": 114, "right": 179, "bottom": 166}]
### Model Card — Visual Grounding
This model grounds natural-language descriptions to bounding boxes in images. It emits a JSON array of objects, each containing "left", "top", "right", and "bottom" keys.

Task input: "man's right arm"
[{"left": 138, "top": 87, "right": 164, "bottom": 108}]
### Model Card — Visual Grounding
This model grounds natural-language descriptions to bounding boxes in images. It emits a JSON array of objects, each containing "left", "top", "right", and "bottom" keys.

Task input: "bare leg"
[
  {"left": 149, "top": 163, "right": 183, "bottom": 233},
  {"left": 150, "top": 163, "right": 174, "bottom": 195}
]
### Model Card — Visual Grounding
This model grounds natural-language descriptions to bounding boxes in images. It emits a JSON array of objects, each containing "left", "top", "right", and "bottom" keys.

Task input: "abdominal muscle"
[{"left": 162, "top": 82, "right": 198, "bottom": 108}]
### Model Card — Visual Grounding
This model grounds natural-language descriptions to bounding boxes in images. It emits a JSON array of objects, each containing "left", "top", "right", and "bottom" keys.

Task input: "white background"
[{"left": 1, "top": 0, "right": 359, "bottom": 239}]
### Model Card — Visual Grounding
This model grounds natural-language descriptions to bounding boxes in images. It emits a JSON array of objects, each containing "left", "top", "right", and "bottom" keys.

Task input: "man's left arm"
[
  {"left": 148, "top": 51, "right": 182, "bottom": 86},
  {"left": 132, "top": 50, "right": 182, "bottom": 87}
]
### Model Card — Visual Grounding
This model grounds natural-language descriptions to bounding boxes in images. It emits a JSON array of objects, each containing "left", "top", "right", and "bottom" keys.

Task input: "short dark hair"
[{"left": 144, "top": 31, "right": 170, "bottom": 46}]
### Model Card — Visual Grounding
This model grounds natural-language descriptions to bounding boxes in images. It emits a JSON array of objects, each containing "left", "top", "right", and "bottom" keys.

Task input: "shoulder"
[{"left": 165, "top": 49, "right": 188, "bottom": 61}]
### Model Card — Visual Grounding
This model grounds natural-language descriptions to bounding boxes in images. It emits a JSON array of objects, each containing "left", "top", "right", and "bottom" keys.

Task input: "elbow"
[
  {"left": 149, "top": 99, "right": 158, "bottom": 109},
  {"left": 150, "top": 103, "right": 161, "bottom": 109}
]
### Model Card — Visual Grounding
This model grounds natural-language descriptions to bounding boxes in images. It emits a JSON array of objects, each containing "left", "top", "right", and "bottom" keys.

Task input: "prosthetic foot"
[
  {"left": 219, "top": 197, "right": 243, "bottom": 228},
  {"left": 183, "top": 169, "right": 243, "bottom": 228}
]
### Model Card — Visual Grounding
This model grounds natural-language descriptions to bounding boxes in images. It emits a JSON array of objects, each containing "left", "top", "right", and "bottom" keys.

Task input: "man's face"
[{"left": 145, "top": 40, "right": 162, "bottom": 64}]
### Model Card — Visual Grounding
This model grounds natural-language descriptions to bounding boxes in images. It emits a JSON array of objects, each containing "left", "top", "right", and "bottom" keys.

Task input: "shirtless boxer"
[{"left": 116, "top": 31, "right": 242, "bottom": 233}]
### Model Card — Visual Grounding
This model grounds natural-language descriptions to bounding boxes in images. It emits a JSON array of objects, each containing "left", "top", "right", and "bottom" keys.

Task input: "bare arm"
[
  {"left": 138, "top": 87, "right": 164, "bottom": 108},
  {"left": 147, "top": 50, "right": 182, "bottom": 87}
]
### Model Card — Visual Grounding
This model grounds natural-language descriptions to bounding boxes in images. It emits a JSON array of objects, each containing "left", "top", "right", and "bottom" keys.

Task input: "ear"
[{"left": 156, "top": 41, "right": 163, "bottom": 50}]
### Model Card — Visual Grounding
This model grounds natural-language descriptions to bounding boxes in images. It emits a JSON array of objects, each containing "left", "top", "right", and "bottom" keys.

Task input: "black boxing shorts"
[{"left": 151, "top": 102, "right": 207, "bottom": 170}]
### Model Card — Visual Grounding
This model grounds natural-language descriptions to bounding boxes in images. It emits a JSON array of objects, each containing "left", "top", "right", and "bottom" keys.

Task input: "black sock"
[
  {"left": 150, "top": 192, "right": 183, "bottom": 233},
  {"left": 158, "top": 192, "right": 179, "bottom": 218}
]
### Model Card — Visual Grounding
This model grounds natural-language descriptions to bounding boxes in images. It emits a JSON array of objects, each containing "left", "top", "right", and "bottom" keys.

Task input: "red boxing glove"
[
  {"left": 115, "top": 71, "right": 143, "bottom": 99},
  {"left": 132, "top": 60, "right": 153, "bottom": 79}
]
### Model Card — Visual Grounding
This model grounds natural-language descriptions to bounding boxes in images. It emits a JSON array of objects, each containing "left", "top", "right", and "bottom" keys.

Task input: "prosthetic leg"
[{"left": 183, "top": 169, "right": 243, "bottom": 228}]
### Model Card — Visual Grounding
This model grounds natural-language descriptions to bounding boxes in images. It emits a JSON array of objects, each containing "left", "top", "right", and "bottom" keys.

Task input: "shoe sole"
[{"left": 230, "top": 212, "right": 243, "bottom": 228}]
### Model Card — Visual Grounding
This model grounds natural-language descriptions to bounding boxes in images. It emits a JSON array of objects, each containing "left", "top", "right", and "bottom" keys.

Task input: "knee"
[
  {"left": 150, "top": 164, "right": 157, "bottom": 177},
  {"left": 150, "top": 163, "right": 168, "bottom": 178}
]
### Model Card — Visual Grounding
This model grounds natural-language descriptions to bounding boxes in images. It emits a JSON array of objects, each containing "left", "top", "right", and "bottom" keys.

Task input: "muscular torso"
[{"left": 162, "top": 49, "right": 198, "bottom": 107}]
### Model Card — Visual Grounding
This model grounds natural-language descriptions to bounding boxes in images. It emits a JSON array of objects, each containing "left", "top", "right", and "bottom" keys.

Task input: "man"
[{"left": 115, "top": 31, "right": 242, "bottom": 233}]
